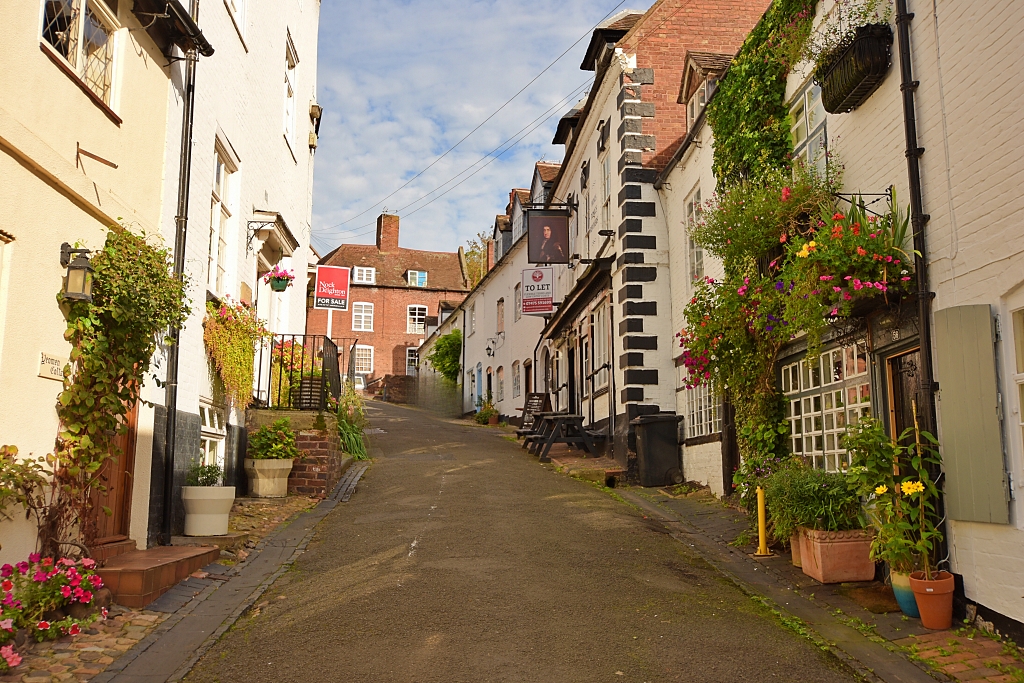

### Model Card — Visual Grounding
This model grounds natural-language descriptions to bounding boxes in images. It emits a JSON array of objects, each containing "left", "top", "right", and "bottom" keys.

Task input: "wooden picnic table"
[{"left": 527, "top": 413, "right": 596, "bottom": 463}]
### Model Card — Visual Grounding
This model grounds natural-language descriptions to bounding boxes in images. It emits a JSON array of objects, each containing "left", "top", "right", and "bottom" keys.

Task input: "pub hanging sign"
[{"left": 526, "top": 209, "right": 571, "bottom": 265}]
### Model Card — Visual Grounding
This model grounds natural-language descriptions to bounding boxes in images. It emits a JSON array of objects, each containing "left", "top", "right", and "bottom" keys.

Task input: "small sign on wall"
[
  {"left": 521, "top": 267, "right": 554, "bottom": 315},
  {"left": 38, "top": 352, "right": 68, "bottom": 381}
]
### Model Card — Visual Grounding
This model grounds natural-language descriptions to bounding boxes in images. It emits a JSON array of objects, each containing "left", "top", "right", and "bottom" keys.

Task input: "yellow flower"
[
  {"left": 902, "top": 480, "right": 925, "bottom": 495},
  {"left": 797, "top": 247, "right": 810, "bottom": 258},
  {"left": 809, "top": 240, "right": 817, "bottom": 247},
  {"left": 874, "top": 485, "right": 888, "bottom": 495}
]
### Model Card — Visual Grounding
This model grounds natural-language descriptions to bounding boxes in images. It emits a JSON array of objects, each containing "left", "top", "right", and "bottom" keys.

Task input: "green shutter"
[{"left": 934, "top": 305, "right": 1010, "bottom": 524}]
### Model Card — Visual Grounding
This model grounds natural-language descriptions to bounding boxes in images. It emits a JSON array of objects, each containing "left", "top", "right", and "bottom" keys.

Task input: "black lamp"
[{"left": 60, "top": 242, "right": 94, "bottom": 303}]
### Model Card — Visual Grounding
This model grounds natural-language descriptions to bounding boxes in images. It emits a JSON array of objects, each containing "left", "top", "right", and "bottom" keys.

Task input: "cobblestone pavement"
[
  {"left": 184, "top": 402, "right": 860, "bottom": 683},
  {"left": 895, "top": 630, "right": 1024, "bottom": 682}
]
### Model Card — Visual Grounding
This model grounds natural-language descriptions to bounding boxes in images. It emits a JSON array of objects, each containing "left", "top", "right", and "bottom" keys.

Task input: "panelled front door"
[
  {"left": 887, "top": 348, "right": 921, "bottom": 442},
  {"left": 90, "top": 403, "right": 138, "bottom": 546}
]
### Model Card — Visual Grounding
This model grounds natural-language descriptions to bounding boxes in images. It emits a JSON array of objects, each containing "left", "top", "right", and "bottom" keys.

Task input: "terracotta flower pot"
[
  {"left": 790, "top": 531, "right": 803, "bottom": 568},
  {"left": 488, "top": 414, "right": 499, "bottom": 426},
  {"left": 798, "top": 527, "right": 875, "bottom": 584},
  {"left": 890, "top": 570, "right": 920, "bottom": 618},
  {"left": 909, "top": 570, "right": 954, "bottom": 630}
]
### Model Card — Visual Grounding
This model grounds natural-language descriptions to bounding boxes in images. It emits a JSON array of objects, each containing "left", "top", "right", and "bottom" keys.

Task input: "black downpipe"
[
  {"left": 162, "top": 1, "right": 202, "bottom": 545},
  {"left": 895, "top": 0, "right": 945, "bottom": 559}
]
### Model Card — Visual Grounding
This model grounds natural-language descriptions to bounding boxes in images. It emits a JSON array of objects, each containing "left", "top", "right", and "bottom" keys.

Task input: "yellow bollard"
[{"left": 755, "top": 485, "right": 772, "bottom": 556}]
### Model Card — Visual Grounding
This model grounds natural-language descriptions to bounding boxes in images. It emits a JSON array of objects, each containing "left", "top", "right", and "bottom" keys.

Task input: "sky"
[{"left": 310, "top": 0, "right": 650, "bottom": 255}]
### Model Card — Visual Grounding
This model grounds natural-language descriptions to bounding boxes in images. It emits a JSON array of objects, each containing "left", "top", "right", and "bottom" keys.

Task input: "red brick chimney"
[
  {"left": 486, "top": 239, "right": 495, "bottom": 272},
  {"left": 376, "top": 213, "right": 399, "bottom": 253}
]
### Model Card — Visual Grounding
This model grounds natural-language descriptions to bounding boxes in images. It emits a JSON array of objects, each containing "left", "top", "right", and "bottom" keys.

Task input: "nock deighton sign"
[
  {"left": 521, "top": 267, "right": 553, "bottom": 315},
  {"left": 313, "top": 265, "right": 350, "bottom": 310}
]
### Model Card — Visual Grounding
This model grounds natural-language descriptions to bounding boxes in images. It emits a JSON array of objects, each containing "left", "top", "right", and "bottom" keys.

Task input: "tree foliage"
[
  {"left": 462, "top": 230, "right": 492, "bottom": 287},
  {"left": 427, "top": 329, "right": 462, "bottom": 384}
]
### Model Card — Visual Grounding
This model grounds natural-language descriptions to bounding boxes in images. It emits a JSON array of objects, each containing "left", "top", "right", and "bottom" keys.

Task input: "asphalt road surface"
[{"left": 186, "top": 402, "right": 856, "bottom": 682}]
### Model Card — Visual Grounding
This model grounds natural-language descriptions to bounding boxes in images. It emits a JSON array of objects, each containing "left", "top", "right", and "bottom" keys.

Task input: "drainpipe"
[
  {"left": 895, "top": 0, "right": 945, "bottom": 560},
  {"left": 162, "top": 1, "right": 202, "bottom": 545}
]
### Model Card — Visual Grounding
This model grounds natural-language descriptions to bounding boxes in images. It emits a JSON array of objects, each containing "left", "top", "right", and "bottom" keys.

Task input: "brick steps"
[
  {"left": 89, "top": 538, "right": 138, "bottom": 564},
  {"left": 97, "top": 545, "right": 221, "bottom": 608}
]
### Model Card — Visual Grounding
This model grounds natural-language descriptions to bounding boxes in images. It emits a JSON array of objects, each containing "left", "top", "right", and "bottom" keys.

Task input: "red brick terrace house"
[{"left": 307, "top": 214, "right": 470, "bottom": 382}]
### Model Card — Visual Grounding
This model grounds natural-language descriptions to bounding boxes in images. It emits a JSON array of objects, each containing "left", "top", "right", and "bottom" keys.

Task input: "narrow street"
[{"left": 186, "top": 402, "right": 855, "bottom": 682}]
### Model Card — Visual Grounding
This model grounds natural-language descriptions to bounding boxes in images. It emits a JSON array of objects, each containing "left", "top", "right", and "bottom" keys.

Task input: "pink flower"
[
  {"left": 32, "top": 571, "right": 47, "bottom": 582},
  {"left": 37, "top": 621, "right": 50, "bottom": 631},
  {"left": 28, "top": 553, "right": 40, "bottom": 564},
  {"left": 61, "top": 585, "right": 72, "bottom": 598},
  {"left": 73, "top": 587, "right": 84, "bottom": 600},
  {"left": 15, "top": 562, "right": 28, "bottom": 575},
  {"left": 81, "top": 591, "right": 93, "bottom": 604},
  {"left": 81, "top": 559, "right": 96, "bottom": 569},
  {"left": 833, "top": 286, "right": 842, "bottom": 293},
  {"left": 819, "top": 275, "right": 833, "bottom": 281},
  {"left": 59, "top": 558, "right": 76, "bottom": 568},
  {"left": 830, "top": 308, "right": 839, "bottom": 316},
  {"left": 88, "top": 575, "right": 103, "bottom": 589},
  {"left": 901, "top": 276, "right": 911, "bottom": 281},
  {"left": 844, "top": 275, "right": 852, "bottom": 280},
  {"left": 0, "top": 619, "right": 12, "bottom": 630},
  {"left": 1, "top": 644, "right": 21, "bottom": 668},
  {"left": 885, "top": 255, "right": 893, "bottom": 262},
  {"left": 843, "top": 292, "right": 853, "bottom": 301},
  {"left": 781, "top": 187, "right": 792, "bottom": 202},
  {"left": 70, "top": 576, "right": 81, "bottom": 587},
  {"left": 0, "top": 565, "right": 12, "bottom": 579}
]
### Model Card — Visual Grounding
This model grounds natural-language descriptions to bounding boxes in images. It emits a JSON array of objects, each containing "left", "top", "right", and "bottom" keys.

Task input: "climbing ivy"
[
  {"left": 427, "top": 329, "right": 462, "bottom": 384},
  {"left": 203, "top": 300, "right": 271, "bottom": 409},
  {"left": 706, "top": 0, "right": 815, "bottom": 183}
]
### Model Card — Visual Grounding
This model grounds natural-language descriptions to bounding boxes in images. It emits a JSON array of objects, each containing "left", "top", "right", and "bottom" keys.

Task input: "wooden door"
[
  {"left": 886, "top": 349, "right": 920, "bottom": 443},
  {"left": 90, "top": 403, "right": 138, "bottom": 546}
]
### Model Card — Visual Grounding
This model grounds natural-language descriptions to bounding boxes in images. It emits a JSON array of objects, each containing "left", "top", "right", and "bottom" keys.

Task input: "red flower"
[
  {"left": 37, "top": 621, "right": 50, "bottom": 630},
  {"left": 69, "top": 623, "right": 81, "bottom": 636},
  {"left": 832, "top": 212, "right": 844, "bottom": 220},
  {"left": 781, "top": 187, "right": 792, "bottom": 202},
  {"left": 0, "top": 580, "right": 10, "bottom": 592},
  {"left": 856, "top": 247, "right": 867, "bottom": 256},
  {"left": 779, "top": 233, "right": 787, "bottom": 243}
]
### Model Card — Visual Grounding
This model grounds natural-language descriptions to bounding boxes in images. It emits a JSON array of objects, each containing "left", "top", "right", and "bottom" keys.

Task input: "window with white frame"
[
  {"left": 406, "top": 347, "right": 418, "bottom": 375},
  {"left": 407, "top": 305, "right": 427, "bottom": 334},
  {"left": 512, "top": 362, "right": 521, "bottom": 398},
  {"left": 407, "top": 270, "right": 428, "bottom": 287},
  {"left": 790, "top": 82, "right": 827, "bottom": 175},
  {"left": 199, "top": 402, "right": 227, "bottom": 471},
  {"left": 592, "top": 301, "right": 610, "bottom": 390},
  {"left": 496, "top": 299, "right": 504, "bottom": 334},
  {"left": 782, "top": 342, "right": 870, "bottom": 471},
  {"left": 283, "top": 34, "right": 298, "bottom": 144},
  {"left": 468, "top": 303, "right": 476, "bottom": 336},
  {"left": 354, "top": 345, "right": 374, "bottom": 374},
  {"left": 353, "top": 266, "right": 375, "bottom": 284},
  {"left": 42, "top": 0, "right": 118, "bottom": 106},
  {"left": 1012, "top": 309, "right": 1024, "bottom": 461},
  {"left": 496, "top": 366, "right": 505, "bottom": 402},
  {"left": 580, "top": 320, "right": 591, "bottom": 398},
  {"left": 208, "top": 148, "right": 234, "bottom": 294},
  {"left": 686, "top": 187, "right": 704, "bottom": 281},
  {"left": 686, "top": 75, "right": 719, "bottom": 130},
  {"left": 685, "top": 384, "right": 721, "bottom": 439},
  {"left": 351, "top": 302, "right": 373, "bottom": 331},
  {"left": 514, "top": 284, "right": 522, "bottom": 322}
]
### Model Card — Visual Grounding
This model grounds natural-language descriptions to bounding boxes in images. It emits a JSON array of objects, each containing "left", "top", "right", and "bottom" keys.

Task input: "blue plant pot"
[{"left": 891, "top": 571, "right": 920, "bottom": 618}]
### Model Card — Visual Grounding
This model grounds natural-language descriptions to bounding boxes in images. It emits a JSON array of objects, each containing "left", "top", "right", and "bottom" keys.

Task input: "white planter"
[
  {"left": 244, "top": 458, "right": 294, "bottom": 498},
  {"left": 182, "top": 486, "right": 235, "bottom": 536}
]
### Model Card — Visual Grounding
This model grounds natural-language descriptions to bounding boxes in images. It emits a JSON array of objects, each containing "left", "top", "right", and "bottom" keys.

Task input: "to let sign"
[
  {"left": 313, "top": 265, "right": 350, "bottom": 310},
  {"left": 521, "top": 267, "right": 553, "bottom": 315}
]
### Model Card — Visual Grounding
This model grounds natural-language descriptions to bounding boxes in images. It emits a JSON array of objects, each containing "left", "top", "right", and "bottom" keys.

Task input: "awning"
[{"left": 540, "top": 257, "right": 613, "bottom": 340}]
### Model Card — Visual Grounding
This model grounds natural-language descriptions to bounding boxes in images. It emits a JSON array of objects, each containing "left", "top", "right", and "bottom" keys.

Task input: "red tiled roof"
[
  {"left": 536, "top": 162, "right": 561, "bottom": 183},
  {"left": 513, "top": 188, "right": 531, "bottom": 205},
  {"left": 320, "top": 244, "right": 468, "bottom": 291}
]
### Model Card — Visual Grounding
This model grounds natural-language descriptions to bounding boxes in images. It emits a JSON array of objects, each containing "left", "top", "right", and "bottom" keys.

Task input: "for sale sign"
[
  {"left": 521, "top": 267, "right": 553, "bottom": 315},
  {"left": 313, "top": 265, "right": 350, "bottom": 310}
]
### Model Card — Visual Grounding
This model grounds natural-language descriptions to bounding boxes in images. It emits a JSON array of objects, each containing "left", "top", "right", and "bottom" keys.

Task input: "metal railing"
[{"left": 253, "top": 335, "right": 356, "bottom": 410}]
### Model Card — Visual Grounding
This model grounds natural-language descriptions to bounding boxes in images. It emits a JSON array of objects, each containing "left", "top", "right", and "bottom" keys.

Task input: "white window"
[
  {"left": 468, "top": 303, "right": 476, "bottom": 336},
  {"left": 284, "top": 34, "right": 298, "bottom": 144},
  {"left": 407, "top": 270, "right": 428, "bottom": 287},
  {"left": 354, "top": 345, "right": 374, "bottom": 375},
  {"left": 496, "top": 366, "right": 505, "bottom": 402},
  {"left": 352, "top": 302, "right": 374, "bottom": 331},
  {"left": 514, "top": 285, "right": 522, "bottom": 322},
  {"left": 686, "top": 384, "right": 721, "bottom": 439},
  {"left": 208, "top": 148, "right": 234, "bottom": 294},
  {"left": 407, "top": 305, "right": 427, "bottom": 334},
  {"left": 592, "top": 301, "right": 610, "bottom": 390},
  {"left": 42, "top": 0, "right": 119, "bottom": 106},
  {"left": 1012, "top": 309, "right": 1024, "bottom": 461},
  {"left": 512, "top": 362, "right": 521, "bottom": 398},
  {"left": 686, "top": 187, "right": 704, "bottom": 281},
  {"left": 601, "top": 155, "right": 611, "bottom": 233},
  {"left": 199, "top": 402, "right": 227, "bottom": 471},
  {"left": 353, "top": 266, "right": 376, "bottom": 284},
  {"left": 782, "top": 343, "right": 870, "bottom": 471},
  {"left": 406, "top": 347, "right": 418, "bottom": 375},
  {"left": 496, "top": 299, "right": 504, "bottom": 334},
  {"left": 686, "top": 75, "right": 719, "bottom": 130},
  {"left": 790, "top": 82, "right": 827, "bottom": 175}
]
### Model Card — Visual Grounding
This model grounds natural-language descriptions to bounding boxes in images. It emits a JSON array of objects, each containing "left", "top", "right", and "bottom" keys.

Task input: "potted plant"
[
  {"left": 904, "top": 428, "right": 951, "bottom": 629},
  {"left": 244, "top": 418, "right": 299, "bottom": 498},
  {"left": 182, "top": 462, "right": 235, "bottom": 536},
  {"left": 766, "top": 466, "right": 872, "bottom": 583},
  {"left": 474, "top": 398, "right": 498, "bottom": 426},
  {"left": 845, "top": 417, "right": 919, "bottom": 617},
  {"left": 763, "top": 463, "right": 806, "bottom": 567},
  {"left": 262, "top": 265, "right": 295, "bottom": 292},
  {"left": 803, "top": 0, "right": 894, "bottom": 113}
]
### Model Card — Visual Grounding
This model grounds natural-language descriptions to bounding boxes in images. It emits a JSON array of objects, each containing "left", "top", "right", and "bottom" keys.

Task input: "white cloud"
[{"left": 311, "top": 0, "right": 646, "bottom": 253}]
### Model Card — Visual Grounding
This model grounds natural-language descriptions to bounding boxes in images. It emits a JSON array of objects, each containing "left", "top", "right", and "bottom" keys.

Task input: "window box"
[{"left": 815, "top": 23, "right": 894, "bottom": 114}]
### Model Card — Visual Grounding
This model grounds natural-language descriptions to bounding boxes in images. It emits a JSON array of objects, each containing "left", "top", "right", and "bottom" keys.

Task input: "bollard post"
[{"left": 755, "top": 485, "right": 772, "bottom": 556}]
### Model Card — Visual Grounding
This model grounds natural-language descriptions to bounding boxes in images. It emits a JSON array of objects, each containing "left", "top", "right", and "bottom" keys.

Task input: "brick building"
[{"left": 308, "top": 214, "right": 469, "bottom": 381}]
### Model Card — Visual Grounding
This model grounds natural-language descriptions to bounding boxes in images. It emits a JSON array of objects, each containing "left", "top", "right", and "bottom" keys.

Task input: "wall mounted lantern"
[{"left": 60, "top": 242, "right": 94, "bottom": 303}]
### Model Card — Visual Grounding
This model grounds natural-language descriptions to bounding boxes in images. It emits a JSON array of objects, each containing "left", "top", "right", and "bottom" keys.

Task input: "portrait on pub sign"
[{"left": 527, "top": 211, "right": 570, "bottom": 265}]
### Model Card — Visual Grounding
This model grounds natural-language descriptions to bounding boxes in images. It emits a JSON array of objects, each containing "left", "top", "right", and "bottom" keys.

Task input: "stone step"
[
  {"left": 89, "top": 538, "right": 137, "bottom": 563},
  {"left": 171, "top": 531, "right": 248, "bottom": 552},
  {"left": 97, "top": 545, "right": 221, "bottom": 608}
]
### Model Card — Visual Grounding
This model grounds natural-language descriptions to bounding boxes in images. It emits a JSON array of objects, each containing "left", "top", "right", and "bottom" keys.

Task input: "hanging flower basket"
[
  {"left": 269, "top": 277, "right": 290, "bottom": 292},
  {"left": 262, "top": 265, "right": 295, "bottom": 292},
  {"left": 815, "top": 23, "right": 894, "bottom": 114}
]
